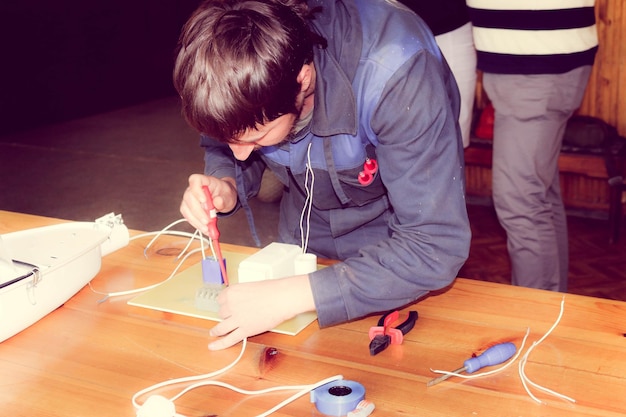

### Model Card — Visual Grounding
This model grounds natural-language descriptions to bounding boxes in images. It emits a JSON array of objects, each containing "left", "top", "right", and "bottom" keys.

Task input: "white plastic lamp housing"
[{"left": 0, "top": 212, "right": 129, "bottom": 342}]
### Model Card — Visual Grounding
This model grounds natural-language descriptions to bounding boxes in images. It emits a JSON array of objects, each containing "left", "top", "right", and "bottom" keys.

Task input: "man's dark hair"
[{"left": 174, "top": 0, "right": 326, "bottom": 143}]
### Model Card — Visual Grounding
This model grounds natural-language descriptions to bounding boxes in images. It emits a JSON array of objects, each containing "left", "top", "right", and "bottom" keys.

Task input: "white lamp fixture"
[{"left": 0, "top": 213, "right": 129, "bottom": 342}]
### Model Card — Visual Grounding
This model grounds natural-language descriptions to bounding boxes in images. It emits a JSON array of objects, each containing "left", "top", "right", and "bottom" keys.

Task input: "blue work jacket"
[{"left": 200, "top": 0, "right": 471, "bottom": 327}]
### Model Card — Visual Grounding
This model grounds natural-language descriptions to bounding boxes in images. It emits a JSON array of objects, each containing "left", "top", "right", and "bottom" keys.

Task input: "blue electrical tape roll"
[{"left": 310, "top": 380, "right": 365, "bottom": 416}]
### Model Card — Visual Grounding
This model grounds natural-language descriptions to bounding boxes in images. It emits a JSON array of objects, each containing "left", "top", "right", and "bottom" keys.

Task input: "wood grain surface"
[{"left": 1, "top": 211, "right": 625, "bottom": 416}]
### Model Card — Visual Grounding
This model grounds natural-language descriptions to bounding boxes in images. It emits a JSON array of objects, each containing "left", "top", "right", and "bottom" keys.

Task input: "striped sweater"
[{"left": 467, "top": 0, "right": 598, "bottom": 74}]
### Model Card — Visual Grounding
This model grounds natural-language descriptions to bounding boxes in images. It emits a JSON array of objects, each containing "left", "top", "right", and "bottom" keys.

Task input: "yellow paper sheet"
[{"left": 128, "top": 250, "right": 318, "bottom": 335}]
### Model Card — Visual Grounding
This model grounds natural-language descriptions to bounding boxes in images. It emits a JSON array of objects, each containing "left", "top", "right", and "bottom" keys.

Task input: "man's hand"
[
  {"left": 180, "top": 174, "right": 237, "bottom": 234},
  {"left": 208, "top": 275, "right": 316, "bottom": 350}
]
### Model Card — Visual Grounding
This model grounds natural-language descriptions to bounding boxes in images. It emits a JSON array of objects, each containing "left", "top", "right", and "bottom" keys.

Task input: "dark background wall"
[{"left": 0, "top": 1, "right": 200, "bottom": 136}]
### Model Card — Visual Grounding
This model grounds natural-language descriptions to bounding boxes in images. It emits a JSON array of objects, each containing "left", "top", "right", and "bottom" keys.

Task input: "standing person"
[
  {"left": 399, "top": 0, "right": 476, "bottom": 147},
  {"left": 467, "top": 1, "right": 598, "bottom": 291},
  {"left": 175, "top": 0, "right": 471, "bottom": 350}
]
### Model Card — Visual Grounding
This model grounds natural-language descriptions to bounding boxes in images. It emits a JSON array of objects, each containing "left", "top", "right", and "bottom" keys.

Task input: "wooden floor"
[{"left": 460, "top": 204, "right": 626, "bottom": 301}]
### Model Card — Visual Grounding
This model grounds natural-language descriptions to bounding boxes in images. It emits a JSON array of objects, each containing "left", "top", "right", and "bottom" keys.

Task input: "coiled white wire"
[
  {"left": 133, "top": 337, "right": 343, "bottom": 417},
  {"left": 89, "top": 219, "right": 210, "bottom": 301},
  {"left": 299, "top": 142, "right": 314, "bottom": 254},
  {"left": 518, "top": 297, "right": 575, "bottom": 404}
]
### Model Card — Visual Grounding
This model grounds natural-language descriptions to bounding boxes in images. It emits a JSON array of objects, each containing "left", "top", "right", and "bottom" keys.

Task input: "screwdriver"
[
  {"left": 427, "top": 342, "right": 517, "bottom": 387},
  {"left": 202, "top": 185, "right": 229, "bottom": 286}
]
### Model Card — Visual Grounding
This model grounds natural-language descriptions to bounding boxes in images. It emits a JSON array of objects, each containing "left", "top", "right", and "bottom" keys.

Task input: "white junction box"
[{"left": 238, "top": 242, "right": 302, "bottom": 283}]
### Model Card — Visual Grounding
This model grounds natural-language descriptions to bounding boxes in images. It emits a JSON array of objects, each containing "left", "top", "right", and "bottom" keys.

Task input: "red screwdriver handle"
[
  {"left": 201, "top": 185, "right": 228, "bottom": 285},
  {"left": 201, "top": 185, "right": 220, "bottom": 241}
]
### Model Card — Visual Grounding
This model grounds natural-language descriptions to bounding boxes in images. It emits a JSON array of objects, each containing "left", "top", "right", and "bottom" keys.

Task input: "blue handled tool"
[{"left": 427, "top": 342, "right": 517, "bottom": 387}]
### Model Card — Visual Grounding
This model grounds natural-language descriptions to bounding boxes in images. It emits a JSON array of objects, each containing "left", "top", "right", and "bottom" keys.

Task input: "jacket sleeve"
[{"left": 309, "top": 50, "right": 471, "bottom": 327}]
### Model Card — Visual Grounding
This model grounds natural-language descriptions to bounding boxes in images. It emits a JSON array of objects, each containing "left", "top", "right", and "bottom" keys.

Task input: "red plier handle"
[
  {"left": 368, "top": 310, "right": 418, "bottom": 355},
  {"left": 202, "top": 185, "right": 228, "bottom": 286}
]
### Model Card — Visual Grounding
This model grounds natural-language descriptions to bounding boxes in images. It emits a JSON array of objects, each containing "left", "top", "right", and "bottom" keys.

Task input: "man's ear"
[{"left": 296, "top": 64, "right": 314, "bottom": 93}]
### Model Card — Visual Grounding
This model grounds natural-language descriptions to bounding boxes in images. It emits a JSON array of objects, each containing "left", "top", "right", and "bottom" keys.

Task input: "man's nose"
[{"left": 229, "top": 143, "right": 255, "bottom": 161}]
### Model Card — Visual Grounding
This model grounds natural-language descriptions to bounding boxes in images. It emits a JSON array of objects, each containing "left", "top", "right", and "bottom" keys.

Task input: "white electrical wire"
[
  {"left": 174, "top": 374, "right": 344, "bottom": 417},
  {"left": 140, "top": 219, "right": 192, "bottom": 258},
  {"left": 132, "top": 338, "right": 248, "bottom": 410},
  {"left": 178, "top": 229, "right": 200, "bottom": 261},
  {"left": 299, "top": 142, "right": 314, "bottom": 254},
  {"left": 89, "top": 246, "right": 202, "bottom": 302},
  {"left": 89, "top": 219, "right": 210, "bottom": 301},
  {"left": 518, "top": 296, "right": 575, "bottom": 404},
  {"left": 133, "top": 337, "right": 343, "bottom": 417}
]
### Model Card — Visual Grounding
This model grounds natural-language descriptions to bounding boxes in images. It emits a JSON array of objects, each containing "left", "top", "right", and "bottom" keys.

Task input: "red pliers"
[{"left": 368, "top": 310, "right": 418, "bottom": 356}]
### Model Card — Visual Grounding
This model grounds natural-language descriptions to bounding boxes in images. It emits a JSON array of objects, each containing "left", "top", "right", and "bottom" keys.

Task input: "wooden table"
[{"left": 1, "top": 211, "right": 625, "bottom": 416}]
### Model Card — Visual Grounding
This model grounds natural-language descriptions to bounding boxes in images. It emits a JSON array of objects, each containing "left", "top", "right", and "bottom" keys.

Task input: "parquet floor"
[{"left": 459, "top": 204, "right": 626, "bottom": 301}]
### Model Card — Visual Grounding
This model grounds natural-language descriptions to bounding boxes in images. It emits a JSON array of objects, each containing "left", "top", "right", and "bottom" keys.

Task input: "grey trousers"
[{"left": 483, "top": 66, "right": 592, "bottom": 292}]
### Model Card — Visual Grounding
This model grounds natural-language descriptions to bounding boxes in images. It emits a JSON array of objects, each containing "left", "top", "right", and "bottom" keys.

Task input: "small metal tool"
[{"left": 427, "top": 342, "right": 517, "bottom": 387}]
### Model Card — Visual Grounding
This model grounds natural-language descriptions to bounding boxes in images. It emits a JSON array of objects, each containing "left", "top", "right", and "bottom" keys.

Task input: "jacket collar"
[
  {"left": 310, "top": 50, "right": 358, "bottom": 137},
  {"left": 308, "top": 0, "right": 362, "bottom": 137}
]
